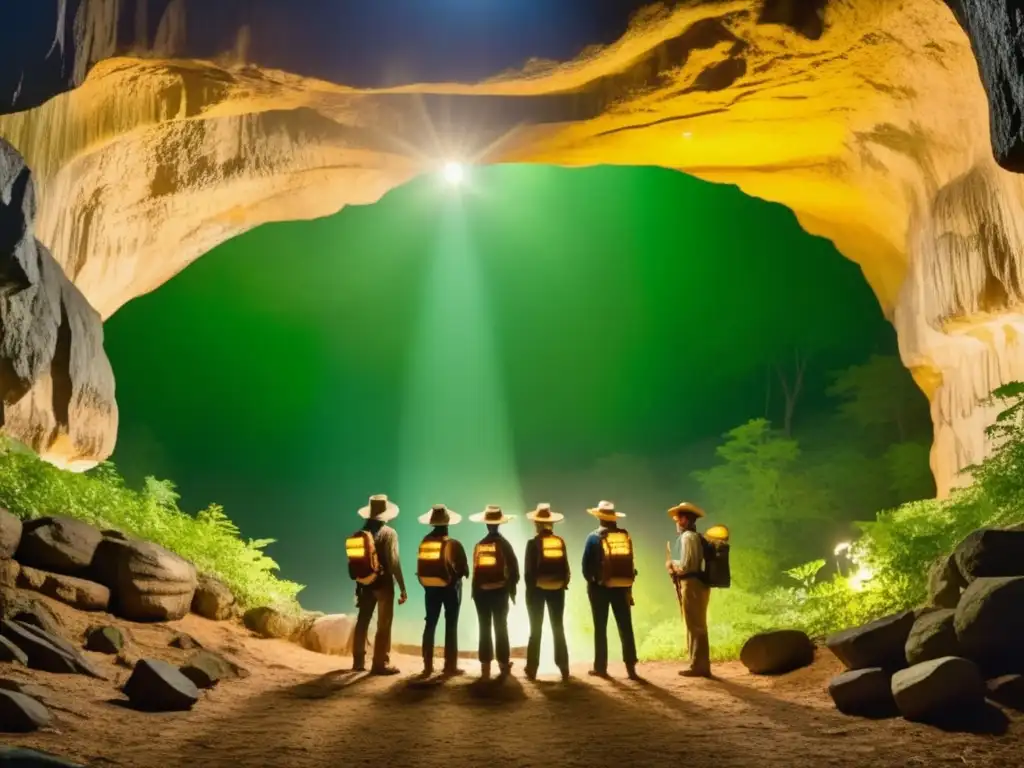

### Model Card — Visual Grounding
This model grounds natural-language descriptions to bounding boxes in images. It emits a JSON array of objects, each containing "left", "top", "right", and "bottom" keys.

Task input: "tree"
[
  {"left": 774, "top": 349, "right": 808, "bottom": 437},
  {"left": 828, "top": 354, "right": 930, "bottom": 442}
]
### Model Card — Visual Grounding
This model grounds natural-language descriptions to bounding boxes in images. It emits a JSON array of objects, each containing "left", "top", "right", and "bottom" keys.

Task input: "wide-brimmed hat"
[
  {"left": 668, "top": 501, "right": 706, "bottom": 520},
  {"left": 587, "top": 500, "right": 625, "bottom": 522},
  {"left": 357, "top": 494, "right": 399, "bottom": 521},
  {"left": 526, "top": 503, "right": 564, "bottom": 524},
  {"left": 418, "top": 504, "right": 462, "bottom": 526},
  {"left": 469, "top": 504, "right": 515, "bottom": 525}
]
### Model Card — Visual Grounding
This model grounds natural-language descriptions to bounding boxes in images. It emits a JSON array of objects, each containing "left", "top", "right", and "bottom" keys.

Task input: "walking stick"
[{"left": 666, "top": 541, "right": 683, "bottom": 619}]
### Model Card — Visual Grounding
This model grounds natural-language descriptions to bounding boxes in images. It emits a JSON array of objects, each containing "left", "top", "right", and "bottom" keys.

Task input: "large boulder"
[
  {"left": 302, "top": 614, "right": 356, "bottom": 656},
  {"left": 191, "top": 575, "right": 236, "bottom": 621},
  {"left": 891, "top": 656, "right": 986, "bottom": 722},
  {"left": 0, "top": 689, "right": 52, "bottom": 733},
  {"left": 828, "top": 668, "right": 896, "bottom": 717},
  {"left": 739, "top": 630, "right": 815, "bottom": 675},
  {"left": 927, "top": 553, "right": 966, "bottom": 609},
  {"left": 0, "top": 509, "right": 21, "bottom": 559},
  {"left": 94, "top": 538, "right": 198, "bottom": 621},
  {"left": 122, "top": 659, "right": 200, "bottom": 712},
  {"left": 244, "top": 606, "right": 300, "bottom": 639},
  {"left": 954, "top": 528, "right": 1024, "bottom": 582},
  {"left": 825, "top": 610, "right": 916, "bottom": 671},
  {"left": 986, "top": 674, "right": 1024, "bottom": 711},
  {"left": 954, "top": 576, "right": 1024, "bottom": 674},
  {"left": 905, "top": 609, "right": 960, "bottom": 665},
  {"left": 15, "top": 517, "right": 103, "bottom": 576},
  {"left": 16, "top": 566, "right": 110, "bottom": 611}
]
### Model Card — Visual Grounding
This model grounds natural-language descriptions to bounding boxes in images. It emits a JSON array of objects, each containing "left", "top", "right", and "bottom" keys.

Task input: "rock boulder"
[
  {"left": 905, "top": 609, "right": 960, "bottom": 665},
  {"left": 0, "top": 620, "right": 103, "bottom": 678},
  {"left": 93, "top": 538, "right": 197, "bottom": 621},
  {"left": 15, "top": 517, "right": 102, "bottom": 575},
  {"left": 0, "top": 635, "right": 27, "bottom": 665},
  {"left": 0, "top": 559, "right": 17, "bottom": 588},
  {"left": 927, "top": 553, "right": 966, "bottom": 609},
  {"left": 191, "top": 575, "right": 236, "bottom": 621},
  {"left": 84, "top": 625, "right": 125, "bottom": 654},
  {"left": 122, "top": 659, "right": 200, "bottom": 712},
  {"left": 828, "top": 668, "right": 896, "bottom": 717},
  {"left": 825, "top": 610, "right": 916, "bottom": 671},
  {"left": 739, "top": 630, "right": 815, "bottom": 675},
  {"left": 954, "top": 528, "right": 1024, "bottom": 582},
  {"left": 301, "top": 614, "right": 356, "bottom": 656},
  {"left": 954, "top": 576, "right": 1024, "bottom": 674},
  {"left": 0, "top": 509, "right": 21, "bottom": 559},
  {"left": 891, "top": 656, "right": 985, "bottom": 722},
  {"left": 244, "top": 606, "right": 299, "bottom": 639},
  {"left": 180, "top": 650, "right": 247, "bottom": 689},
  {"left": 986, "top": 674, "right": 1024, "bottom": 711},
  {"left": 17, "top": 566, "right": 110, "bottom": 611},
  {"left": 0, "top": 689, "right": 52, "bottom": 733}
]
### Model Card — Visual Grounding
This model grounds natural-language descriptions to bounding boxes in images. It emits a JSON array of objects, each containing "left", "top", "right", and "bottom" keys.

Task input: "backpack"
[
  {"left": 598, "top": 528, "right": 635, "bottom": 588},
  {"left": 346, "top": 530, "right": 383, "bottom": 586},
  {"left": 701, "top": 526, "right": 731, "bottom": 589},
  {"left": 535, "top": 534, "right": 569, "bottom": 591},
  {"left": 473, "top": 539, "right": 508, "bottom": 590},
  {"left": 417, "top": 536, "right": 454, "bottom": 588}
]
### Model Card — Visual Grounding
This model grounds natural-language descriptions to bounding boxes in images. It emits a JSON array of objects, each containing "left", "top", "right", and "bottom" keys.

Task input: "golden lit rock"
[{"left": 0, "top": 0, "right": 1021, "bottom": 493}]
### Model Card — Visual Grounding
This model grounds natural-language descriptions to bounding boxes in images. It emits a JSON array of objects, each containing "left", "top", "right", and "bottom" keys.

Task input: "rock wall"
[
  {"left": 0, "top": 138, "right": 116, "bottom": 468},
  {"left": 0, "top": 0, "right": 1022, "bottom": 493}
]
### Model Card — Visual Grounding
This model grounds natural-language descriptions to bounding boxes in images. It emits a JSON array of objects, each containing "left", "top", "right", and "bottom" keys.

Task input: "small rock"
[
  {"left": 0, "top": 746, "right": 85, "bottom": 766},
  {"left": 180, "top": 650, "right": 244, "bottom": 689},
  {"left": 825, "top": 610, "right": 916, "bottom": 671},
  {"left": 0, "top": 559, "right": 17, "bottom": 588},
  {"left": 954, "top": 575, "right": 1024, "bottom": 674},
  {"left": 84, "top": 625, "right": 125, "bottom": 654},
  {"left": 0, "top": 635, "right": 28, "bottom": 665},
  {"left": 191, "top": 575, "right": 237, "bottom": 621},
  {"left": 954, "top": 528, "right": 1024, "bottom": 582},
  {"left": 17, "top": 566, "right": 110, "bottom": 611},
  {"left": 739, "top": 629, "right": 815, "bottom": 675},
  {"left": 987, "top": 674, "right": 1024, "bottom": 711},
  {"left": 0, "top": 509, "right": 22, "bottom": 559},
  {"left": 301, "top": 614, "right": 356, "bottom": 655},
  {"left": 891, "top": 656, "right": 985, "bottom": 722},
  {"left": 927, "top": 553, "right": 966, "bottom": 609},
  {"left": 0, "top": 620, "right": 104, "bottom": 678},
  {"left": 0, "top": 689, "right": 52, "bottom": 732},
  {"left": 905, "top": 609, "right": 960, "bottom": 665},
  {"left": 243, "top": 606, "right": 299, "bottom": 639},
  {"left": 169, "top": 632, "right": 202, "bottom": 651},
  {"left": 828, "top": 667, "right": 896, "bottom": 717},
  {"left": 15, "top": 516, "right": 103, "bottom": 575},
  {"left": 122, "top": 658, "right": 200, "bottom": 712}
]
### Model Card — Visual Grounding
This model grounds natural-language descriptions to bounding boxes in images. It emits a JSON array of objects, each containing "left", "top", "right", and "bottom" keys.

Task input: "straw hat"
[
  {"left": 469, "top": 504, "right": 515, "bottom": 524},
  {"left": 587, "top": 500, "right": 625, "bottom": 522},
  {"left": 418, "top": 504, "right": 462, "bottom": 526},
  {"left": 668, "top": 501, "right": 706, "bottom": 520},
  {"left": 357, "top": 494, "right": 400, "bottom": 521},
  {"left": 526, "top": 503, "right": 564, "bottom": 524}
]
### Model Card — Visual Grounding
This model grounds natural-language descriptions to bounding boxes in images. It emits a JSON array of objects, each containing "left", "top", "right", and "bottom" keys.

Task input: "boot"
[
  {"left": 626, "top": 663, "right": 642, "bottom": 681},
  {"left": 559, "top": 666, "right": 570, "bottom": 682},
  {"left": 421, "top": 658, "right": 433, "bottom": 678},
  {"left": 498, "top": 662, "right": 513, "bottom": 680},
  {"left": 480, "top": 662, "right": 491, "bottom": 680},
  {"left": 442, "top": 665, "right": 465, "bottom": 678}
]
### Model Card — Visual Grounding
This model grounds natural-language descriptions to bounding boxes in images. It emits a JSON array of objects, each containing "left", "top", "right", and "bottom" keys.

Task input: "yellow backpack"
[
  {"left": 417, "top": 537, "right": 454, "bottom": 588},
  {"left": 536, "top": 534, "right": 569, "bottom": 590},
  {"left": 599, "top": 528, "right": 635, "bottom": 588},
  {"left": 346, "top": 530, "right": 382, "bottom": 586},
  {"left": 473, "top": 540, "right": 508, "bottom": 590}
]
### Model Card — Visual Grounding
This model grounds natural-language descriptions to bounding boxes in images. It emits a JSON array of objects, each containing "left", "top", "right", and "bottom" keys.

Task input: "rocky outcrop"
[
  {"left": 16, "top": 517, "right": 102, "bottom": 575},
  {"left": 953, "top": 575, "right": 1024, "bottom": 673},
  {"left": 739, "top": 630, "right": 815, "bottom": 675},
  {"left": 16, "top": 565, "right": 110, "bottom": 612},
  {"left": 93, "top": 537, "right": 198, "bottom": 621},
  {"left": 905, "top": 609, "right": 960, "bottom": 665},
  {"left": 891, "top": 656, "right": 986, "bottom": 722},
  {"left": 826, "top": 611, "right": 916, "bottom": 671},
  {"left": 0, "top": 139, "right": 116, "bottom": 469},
  {"left": 953, "top": 528, "right": 1024, "bottom": 581},
  {"left": 926, "top": 553, "right": 965, "bottom": 609}
]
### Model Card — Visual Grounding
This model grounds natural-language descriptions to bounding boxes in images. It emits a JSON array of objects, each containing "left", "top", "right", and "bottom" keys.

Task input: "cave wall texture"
[{"left": 0, "top": 0, "right": 1023, "bottom": 495}]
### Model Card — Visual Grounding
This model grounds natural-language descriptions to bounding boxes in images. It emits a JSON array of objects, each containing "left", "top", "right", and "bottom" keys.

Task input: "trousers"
[
  {"left": 587, "top": 584, "right": 638, "bottom": 671},
  {"left": 352, "top": 582, "right": 394, "bottom": 670}
]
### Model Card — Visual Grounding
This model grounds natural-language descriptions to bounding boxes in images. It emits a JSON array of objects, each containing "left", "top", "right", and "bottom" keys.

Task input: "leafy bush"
[{"left": 0, "top": 439, "right": 303, "bottom": 610}]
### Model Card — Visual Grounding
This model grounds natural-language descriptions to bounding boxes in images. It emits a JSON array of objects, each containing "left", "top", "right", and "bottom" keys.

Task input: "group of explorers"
[{"left": 345, "top": 495, "right": 731, "bottom": 681}]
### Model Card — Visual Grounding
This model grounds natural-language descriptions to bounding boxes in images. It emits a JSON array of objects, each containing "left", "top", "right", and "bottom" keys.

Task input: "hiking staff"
[{"left": 666, "top": 540, "right": 683, "bottom": 619}]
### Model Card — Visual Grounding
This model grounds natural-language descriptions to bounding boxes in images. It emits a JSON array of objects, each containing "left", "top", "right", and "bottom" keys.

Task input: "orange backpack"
[
  {"left": 599, "top": 528, "right": 635, "bottom": 588},
  {"left": 417, "top": 536, "right": 455, "bottom": 588},
  {"left": 535, "top": 534, "right": 569, "bottom": 590},
  {"left": 473, "top": 539, "right": 508, "bottom": 590},
  {"left": 346, "top": 530, "right": 383, "bottom": 586}
]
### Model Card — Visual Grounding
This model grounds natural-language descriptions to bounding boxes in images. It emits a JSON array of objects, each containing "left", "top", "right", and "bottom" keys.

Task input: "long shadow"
[
  {"left": 921, "top": 702, "right": 1010, "bottom": 737},
  {"left": 713, "top": 675, "right": 842, "bottom": 736},
  {"left": 283, "top": 668, "right": 375, "bottom": 700},
  {"left": 606, "top": 674, "right": 707, "bottom": 719}
]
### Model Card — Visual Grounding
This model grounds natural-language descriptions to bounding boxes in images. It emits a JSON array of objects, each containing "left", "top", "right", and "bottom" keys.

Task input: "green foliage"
[
  {"left": 883, "top": 441, "right": 935, "bottom": 501},
  {"left": 784, "top": 559, "right": 825, "bottom": 590},
  {"left": 0, "top": 440, "right": 303, "bottom": 610},
  {"left": 828, "top": 354, "right": 930, "bottom": 441}
]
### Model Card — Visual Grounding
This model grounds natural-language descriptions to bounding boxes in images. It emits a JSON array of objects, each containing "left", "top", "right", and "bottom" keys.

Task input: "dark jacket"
[{"left": 524, "top": 532, "right": 570, "bottom": 590}]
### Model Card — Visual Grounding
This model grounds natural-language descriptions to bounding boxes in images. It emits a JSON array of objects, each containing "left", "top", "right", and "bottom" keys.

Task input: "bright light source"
[
  {"left": 848, "top": 565, "right": 874, "bottom": 592},
  {"left": 442, "top": 161, "right": 465, "bottom": 186},
  {"left": 833, "top": 541, "right": 851, "bottom": 556}
]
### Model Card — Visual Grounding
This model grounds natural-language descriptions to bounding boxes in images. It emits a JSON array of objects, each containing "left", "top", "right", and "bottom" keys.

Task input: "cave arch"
[{"left": 0, "top": 0, "right": 1022, "bottom": 496}]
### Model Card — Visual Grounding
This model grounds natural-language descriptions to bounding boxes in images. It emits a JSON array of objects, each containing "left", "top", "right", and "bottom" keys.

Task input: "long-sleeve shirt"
[
  {"left": 472, "top": 532, "right": 520, "bottom": 595},
  {"left": 364, "top": 521, "right": 407, "bottom": 594},
  {"left": 582, "top": 527, "right": 607, "bottom": 584},
  {"left": 673, "top": 530, "right": 704, "bottom": 578},
  {"left": 524, "top": 533, "right": 570, "bottom": 589},
  {"left": 421, "top": 532, "right": 470, "bottom": 581}
]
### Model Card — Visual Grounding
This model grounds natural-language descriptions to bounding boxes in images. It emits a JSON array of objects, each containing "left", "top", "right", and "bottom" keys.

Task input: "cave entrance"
[{"left": 103, "top": 164, "right": 932, "bottom": 668}]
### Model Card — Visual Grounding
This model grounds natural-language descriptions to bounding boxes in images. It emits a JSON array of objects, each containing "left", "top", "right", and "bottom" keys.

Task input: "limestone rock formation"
[{"left": 0, "top": 1, "right": 1024, "bottom": 486}]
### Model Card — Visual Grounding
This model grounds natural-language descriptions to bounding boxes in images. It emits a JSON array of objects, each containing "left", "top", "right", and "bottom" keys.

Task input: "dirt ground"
[{"left": 4, "top": 598, "right": 1023, "bottom": 768}]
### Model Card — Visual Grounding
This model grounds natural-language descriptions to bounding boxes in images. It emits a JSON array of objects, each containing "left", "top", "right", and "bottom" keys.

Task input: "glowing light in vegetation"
[
  {"left": 848, "top": 565, "right": 874, "bottom": 592},
  {"left": 833, "top": 541, "right": 851, "bottom": 556}
]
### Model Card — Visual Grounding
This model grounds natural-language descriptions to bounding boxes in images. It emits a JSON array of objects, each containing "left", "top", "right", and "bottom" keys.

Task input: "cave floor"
[{"left": 4, "top": 603, "right": 1023, "bottom": 768}]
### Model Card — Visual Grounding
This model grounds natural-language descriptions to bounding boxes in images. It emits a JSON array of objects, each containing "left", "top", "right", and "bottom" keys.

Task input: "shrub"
[{"left": 0, "top": 439, "right": 303, "bottom": 610}]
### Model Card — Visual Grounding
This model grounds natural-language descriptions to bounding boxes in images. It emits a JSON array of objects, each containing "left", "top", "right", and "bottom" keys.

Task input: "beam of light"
[
  {"left": 442, "top": 161, "right": 465, "bottom": 186},
  {"left": 395, "top": 189, "right": 565, "bottom": 670}
]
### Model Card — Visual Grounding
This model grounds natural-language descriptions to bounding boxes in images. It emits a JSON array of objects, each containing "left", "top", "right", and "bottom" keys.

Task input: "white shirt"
[{"left": 675, "top": 530, "right": 704, "bottom": 576}]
